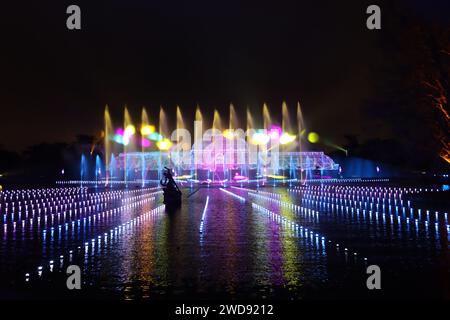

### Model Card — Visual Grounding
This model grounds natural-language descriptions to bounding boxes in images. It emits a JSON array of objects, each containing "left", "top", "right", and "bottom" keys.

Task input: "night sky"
[{"left": 1, "top": 0, "right": 449, "bottom": 151}]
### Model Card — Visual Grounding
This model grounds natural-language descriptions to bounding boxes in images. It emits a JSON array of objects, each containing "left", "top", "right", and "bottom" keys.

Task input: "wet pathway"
[{"left": 1, "top": 185, "right": 448, "bottom": 299}]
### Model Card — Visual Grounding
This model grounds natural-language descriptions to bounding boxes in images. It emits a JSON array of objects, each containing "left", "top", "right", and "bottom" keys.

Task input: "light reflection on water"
[
  {"left": 73, "top": 188, "right": 335, "bottom": 299},
  {"left": 0, "top": 186, "right": 448, "bottom": 299}
]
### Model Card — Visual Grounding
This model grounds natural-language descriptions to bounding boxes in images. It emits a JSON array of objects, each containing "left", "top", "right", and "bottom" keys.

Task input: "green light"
[{"left": 308, "top": 132, "right": 319, "bottom": 143}]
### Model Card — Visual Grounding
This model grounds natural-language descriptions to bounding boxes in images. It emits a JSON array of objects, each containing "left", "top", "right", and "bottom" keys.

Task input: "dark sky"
[{"left": 0, "top": 0, "right": 449, "bottom": 151}]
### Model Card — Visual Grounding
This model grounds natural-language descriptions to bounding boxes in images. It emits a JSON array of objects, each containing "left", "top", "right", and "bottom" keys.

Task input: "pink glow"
[
  {"left": 115, "top": 128, "right": 124, "bottom": 136},
  {"left": 141, "top": 138, "right": 151, "bottom": 148},
  {"left": 233, "top": 173, "right": 249, "bottom": 181},
  {"left": 269, "top": 125, "right": 282, "bottom": 140}
]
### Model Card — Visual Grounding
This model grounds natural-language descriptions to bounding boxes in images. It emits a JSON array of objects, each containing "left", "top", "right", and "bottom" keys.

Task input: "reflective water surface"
[{"left": 0, "top": 185, "right": 448, "bottom": 299}]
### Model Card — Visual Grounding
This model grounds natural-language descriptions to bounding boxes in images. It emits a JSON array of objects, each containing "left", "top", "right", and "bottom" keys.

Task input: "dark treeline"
[
  {"left": 329, "top": 136, "right": 447, "bottom": 174},
  {"left": 0, "top": 135, "right": 102, "bottom": 187}
]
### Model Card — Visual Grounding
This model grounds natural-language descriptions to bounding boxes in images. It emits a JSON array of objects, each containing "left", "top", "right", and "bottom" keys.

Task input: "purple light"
[
  {"left": 269, "top": 125, "right": 282, "bottom": 140},
  {"left": 233, "top": 173, "right": 248, "bottom": 181},
  {"left": 141, "top": 138, "right": 151, "bottom": 148},
  {"left": 115, "top": 128, "right": 124, "bottom": 136}
]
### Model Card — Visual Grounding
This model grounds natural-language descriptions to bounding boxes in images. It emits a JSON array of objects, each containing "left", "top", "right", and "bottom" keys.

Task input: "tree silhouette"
[{"left": 365, "top": 7, "right": 450, "bottom": 170}]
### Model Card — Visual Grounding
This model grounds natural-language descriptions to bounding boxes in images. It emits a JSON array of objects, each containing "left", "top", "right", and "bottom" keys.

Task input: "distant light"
[
  {"left": 307, "top": 132, "right": 319, "bottom": 143},
  {"left": 140, "top": 125, "right": 155, "bottom": 136},
  {"left": 149, "top": 132, "right": 163, "bottom": 141},
  {"left": 124, "top": 125, "right": 136, "bottom": 138},
  {"left": 141, "top": 138, "right": 151, "bottom": 148},
  {"left": 156, "top": 138, "right": 172, "bottom": 150},
  {"left": 223, "top": 129, "right": 237, "bottom": 139},
  {"left": 113, "top": 134, "right": 125, "bottom": 145},
  {"left": 269, "top": 125, "right": 282, "bottom": 140},
  {"left": 251, "top": 130, "right": 270, "bottom": 145},
  {"left": 266, "top": 175, "right": 287, "bottom": 180},
  {"left": 232, "top": 173, "right": 248, "bottom": 181},
  {"left": 279, "top": 132, "right": 296, "bottom": 145}
]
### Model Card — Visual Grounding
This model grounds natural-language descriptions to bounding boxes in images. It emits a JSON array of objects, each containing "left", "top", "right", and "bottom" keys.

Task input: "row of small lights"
[
  {"left": 41, "top": 196, "right": 157, "bottom": 240},
  {"left": 308, "top": 195, "right": 447, "bottom": 238},
  {"left": 290, "top": 185, "right": 444, "bottom": 212},
  {"left": 26, "top": 201, "right": 166, "bottom": 282},
  {"left": 199, "top": 196, "right": 209, "bottom": 235},
  {"left": 3, "top": 191, "right": 162, "bottom": 233},
  {"left": 0, "top": 187, "right": 89, "bottom": 202},
  {"left": 300, "top": 190, "right": 407, "bottom": 210},
  {"left": 219, "top": 188, "right": 246, "bottom": 202},
  {"left": 285, "top": 186, "right": 450, "bottom": 244},
  {"left": 299, "top": 190, "right": 450, "bottom": 237},
  {"left": 253, "top": 184, "right": 449, "bottom": 240},
  {"left": 233, "top": 184, "right": 448, "bottom": 255},
  {"left": 298, "top": 186, "right": 449, "bottom": 223},
  {"left": 248, "top": 192, "right": 320, "bottom": 223},
  {"left": 233, "top": 185, "right": 447, "bottom": 228},
  {"left": 1, "top": 186, "right": 159, "bottom": 212},
  {"left": 294, "top": 186, "right": 407, "bottom": 198},
  {"left": 244, "top": 190, "right": 430, "bottom": 258},
  {"left": 1, "top": 187, "right": 160, "bottom": 225},
  {"left": 292, "top": 184, "right": 440, "bottom": 196},
  {"left": 222, "top": 188, "right": 368, "bottom": 263},
  {"left": 251, "top": 202, "right": 365, "bottom": 262},
  {"left": 56, "top": 180, "right": 156, "bottom": 185},
  {"left": 304, "top": 178, "right": 389, "bottom": 184}
]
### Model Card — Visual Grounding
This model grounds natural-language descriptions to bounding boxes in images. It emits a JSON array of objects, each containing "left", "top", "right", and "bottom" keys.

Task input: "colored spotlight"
[
  {"left": 279, "top": 132, "right": 296, "bottom": 145},
  {"left": 307, "top": 132, "right": 319, "bottom": 143},
  {"left": 269, "top": 125, "right": 282, "bottom": 140},
  {"left": 156, "top": 138, "right": 172, "bottom": 150},
  {"left": 124, "top": 125, "right": 136, "bottom": 137},
  {"left": 265, "top": 174, "right": 287, "bottom": 179},
  {"left": 223, "top": 129, "right": 237, "bottom": 139},
  {"left": 251, "top": 131, "right": 270, "bottom": 145},
  {"left": 140, "top": 125, "right": 155, "bottom": 136},
  {"left": 113, "top": 134, "right": 124, "bottom": 145},
  {"left": 149, "top": 132, "right": 163, "bottom": 141},
  {"left": 141, "top": 138, "right": 151, "bottom": 148}
]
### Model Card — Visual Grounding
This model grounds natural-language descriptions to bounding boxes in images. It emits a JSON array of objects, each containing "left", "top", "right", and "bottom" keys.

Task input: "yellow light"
[
  {"left": 156, "top": 138, "right": 172, "bottom": 150},
  {"left": 223, "top": 129, "right": 236, "bottom": 139},
  {"left": 251, "top": 132, "right": 270, "bottom": 145},
  {"left": 265, "top": 175, "right": 287, "bottom": 179},
  {"left": 175, "top": 175, "right": 192, "bottom": 180},
  {"left": 307, "top": 132, "right": 319, "bottom": 143},
  {"left": 140, "top": 125, "right": 155, "bottom": 136},
  {"left": 279, "top": 133, "right": 296, "bottom": 145},
  {"left": 124, "top": 125, "right": 136, "bottom": 137}
]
